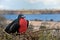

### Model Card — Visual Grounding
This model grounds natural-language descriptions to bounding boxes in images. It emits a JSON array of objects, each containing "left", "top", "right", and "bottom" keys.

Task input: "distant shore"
[{"left": 0, "top": 10, "right": 60, "bottom": 14}]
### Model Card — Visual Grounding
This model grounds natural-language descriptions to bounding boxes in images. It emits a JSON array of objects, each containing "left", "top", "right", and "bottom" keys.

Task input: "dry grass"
[{"left": 0, "top": 25, "right": 60, "bottom": 40}]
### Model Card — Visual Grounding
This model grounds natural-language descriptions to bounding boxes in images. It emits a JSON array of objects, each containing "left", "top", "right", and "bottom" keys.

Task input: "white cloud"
[
  {"left": 0, "top": 5, "right": 5, "bottom": 9},
  {"left": 26, "top": 0, "right": 60, "bottom": 5},
  {"left": 26, "top": 0, "right": 42, "bottom": 3},
  {"left": 43, "top": 0, "right": 60, "bottom": 5},
  {"left": 25, "top": 0, "right": 60, "bottom": 9},
  {"left": 0, "top": 5, "right": 9, "bottom": 10},
  {"left": 53, "top": 6, "right": 60, "bottom": 9}
]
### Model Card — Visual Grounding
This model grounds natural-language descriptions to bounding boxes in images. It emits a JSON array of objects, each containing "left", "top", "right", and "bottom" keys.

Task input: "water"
[{"left": 3, "top": 14, "right": 60, "bottom": 21}]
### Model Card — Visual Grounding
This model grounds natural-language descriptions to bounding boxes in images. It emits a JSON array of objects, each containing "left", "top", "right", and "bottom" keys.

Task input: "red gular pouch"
[{"left": 18, "top": 18, "right": 28, "bottom": 34}]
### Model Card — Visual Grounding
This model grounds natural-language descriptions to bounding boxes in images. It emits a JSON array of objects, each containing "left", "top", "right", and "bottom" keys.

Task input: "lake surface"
[{"left": 2, "top": 14, "right": 60, "bottom": 21}]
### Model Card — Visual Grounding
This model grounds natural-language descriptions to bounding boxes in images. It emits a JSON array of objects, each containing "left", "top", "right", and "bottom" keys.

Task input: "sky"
[
  {"left": 0, "top": 0, "right": 60, "bottom": 10},
  {"left": 3, "top": 14, "right": 60, "bottom": 21}
]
